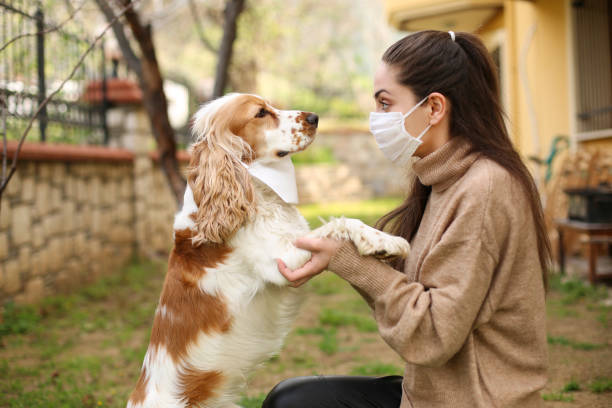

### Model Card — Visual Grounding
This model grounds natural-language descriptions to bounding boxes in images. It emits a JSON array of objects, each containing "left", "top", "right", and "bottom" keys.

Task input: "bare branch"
[
  {"left": 94, "top": 0, "right": 142, "bottom": 75},
  {"left": 213, "top": 0, "right": 245, "bottom": 98},
  {"left": 0, "top": 0, "right": 139, "bottom": 198},
  {"left": 188, "top": 0, "right": 218, "bottom": 54},
  {"left": 0, "top": 0, "right": 87, "bottom": 53}
]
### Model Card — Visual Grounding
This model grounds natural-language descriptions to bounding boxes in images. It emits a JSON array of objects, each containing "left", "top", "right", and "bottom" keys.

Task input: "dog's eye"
[{"left": 255, "top": 108, "right": 268, "bottom": 118}]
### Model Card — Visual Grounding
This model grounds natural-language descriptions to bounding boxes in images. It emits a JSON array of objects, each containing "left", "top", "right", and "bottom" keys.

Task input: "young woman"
[{"left": 264, "top": 30, "right": 551, "bottom": 408}]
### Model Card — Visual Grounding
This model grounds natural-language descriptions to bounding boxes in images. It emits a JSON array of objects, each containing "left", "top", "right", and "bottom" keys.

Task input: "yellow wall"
[{"left": 498, "top": 0, "right": 570, "bottom": 167}]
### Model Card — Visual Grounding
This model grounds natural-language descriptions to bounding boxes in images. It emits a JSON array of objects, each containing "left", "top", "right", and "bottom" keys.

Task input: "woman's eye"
[
  {"left": 255, "top": 108, "right": 268, "bottom": 118},
  {"left": 380, "top": 101, "right": 389, "bottom": 111}
]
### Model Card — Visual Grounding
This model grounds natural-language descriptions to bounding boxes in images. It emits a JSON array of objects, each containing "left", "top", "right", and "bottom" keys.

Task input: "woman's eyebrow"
[{"left": 374, "top": 89, "right": 389, "bottom": 99}]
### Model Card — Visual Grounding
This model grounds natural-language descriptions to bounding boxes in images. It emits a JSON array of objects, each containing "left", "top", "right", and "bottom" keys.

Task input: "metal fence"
[{"left": 0, "top": 0, "right": 108, "bottom": 144}]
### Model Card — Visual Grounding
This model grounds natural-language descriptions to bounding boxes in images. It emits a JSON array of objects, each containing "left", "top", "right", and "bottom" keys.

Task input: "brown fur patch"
[
  {"left": 149, "top": 229, "right": 233, "bottom": 361},
  {"left": 179, "top": 367, "right": 224, "bottom": 406},
  {"left": 225, "top": 95, "right": 280, "bottom": 157},
  {"left": 296, "top": 112, "right": 317, "bottom": 137},
  {"left": 128, "top": 366, "right": 148, "bottom": 405}
]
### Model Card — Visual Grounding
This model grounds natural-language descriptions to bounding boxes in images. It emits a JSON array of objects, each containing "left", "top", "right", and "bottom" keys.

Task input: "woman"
[{"left": 264, "top": 30, "right": 551, "bottom": 408}]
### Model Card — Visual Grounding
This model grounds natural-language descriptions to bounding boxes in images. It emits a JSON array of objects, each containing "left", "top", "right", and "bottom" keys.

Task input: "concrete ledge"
[
  {"left": 149, "top": 150, "right": 191, "bottom": 163},
  {"left": 6, "top": 141, "right": 134, "bottom": 163}
]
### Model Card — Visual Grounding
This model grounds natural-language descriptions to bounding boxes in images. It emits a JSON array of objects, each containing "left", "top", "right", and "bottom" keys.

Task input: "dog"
[{"left": 127, "top": 93, "right": 410, "bottom": 407}]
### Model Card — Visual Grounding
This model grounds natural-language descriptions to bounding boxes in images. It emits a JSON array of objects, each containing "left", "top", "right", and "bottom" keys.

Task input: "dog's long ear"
[{"left": 188, "top": 126, "right": 255, "bottom": 246}]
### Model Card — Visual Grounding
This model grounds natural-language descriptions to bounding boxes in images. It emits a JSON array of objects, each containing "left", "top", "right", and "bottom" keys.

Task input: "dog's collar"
[{"left": 241, "top": 157, "right": 299, "bottom": 204}]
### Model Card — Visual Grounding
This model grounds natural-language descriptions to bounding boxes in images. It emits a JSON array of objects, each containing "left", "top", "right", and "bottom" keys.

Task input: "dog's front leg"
[{"left": 310, "top": 217, "right": 410, "bottom": 259}]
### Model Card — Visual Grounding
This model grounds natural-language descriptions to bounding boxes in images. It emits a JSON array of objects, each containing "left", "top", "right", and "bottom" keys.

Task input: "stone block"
[
  {"left": 50, "top": 186, "right": 62, "bottom": 211},
  {"left": 65, "top": 175, "right": 77, "bottom": 199},
  {"left": 37, "top": 164, "right": 51, "bottom": 180},
  {"left": 62, "top": 202, "right": 76, "bottom": 233},
  {"left": 42, "top": 213, "right": 62, "bottom": 238},
  {"left": 11, "top": 206, "right": 32, "bottom": 246},
  {"left": 5, "top": 168, "right": 21, "bottom": 197},
  {"left": 134, "top": 157, "right": 152, "bottom": 176},
  {"left": 119, "top": 178, "right": 133, "bottom": 199},
  {"left": 30, "top": 248, "right": 48, "bottom": 277},
  {"left": 20, "top": 175, "right": 35, "bottom": 202},
  {"left": 32, "top": 223, "right": 45, "bottom": 248},
  {"left": 73, "top": 233, "right": 86, "bottom": 256},
  {"left": 103, "top": 180, "right": 117, "bottom": 207},
  {"left": 3, "top": 259, "right": 21, "bottom": 294},
  {"left": 116, "top": 202, "right": 133, "bottom": 223},
  {"left": 0, "top": 200, "right": 11, "bottom": 230},
  {"left": 88, "top": 239, "right": 102, "bottom": 261},
  {"left": 76, "top": 178, "right": 88, "bottom": 203},
  {"left": 91, "top": 209, "right": 102, "bottom": 235},
  {"left": 47, "top": 238, "right": 63, "bottom": 271},
  {"left": 90, "top": 177, "right": 102, "bottom": 206},
  {"left": 34, "top": 181, "right": 51, "bottom": 217},
  {"left": 18, "top": 246, "right": 31, "bottom": 274},
  {"left": 51, "top": 163, "right": 66, "bottom": 184},
  {"left": 21, "top": 278, "right": 45, "bottom": 304},
  {"left": 0, "top": 232, "right": 8, "bottom": 261}
]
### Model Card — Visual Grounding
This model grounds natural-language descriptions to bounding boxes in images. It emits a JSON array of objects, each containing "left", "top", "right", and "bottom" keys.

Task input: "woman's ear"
[
  {"left": 427, "top": 92, "right": 448, "bottom": 125},
  {"left": 187, "top": 134, "right": 255, "bottom": 246}
]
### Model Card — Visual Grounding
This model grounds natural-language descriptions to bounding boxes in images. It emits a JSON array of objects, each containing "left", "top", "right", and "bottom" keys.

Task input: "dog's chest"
[{"left": 185, "top": 285, "right": 302, "bottom": 374}]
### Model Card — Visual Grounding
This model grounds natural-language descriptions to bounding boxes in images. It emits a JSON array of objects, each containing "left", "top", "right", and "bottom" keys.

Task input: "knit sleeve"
[{"left": 329, "top": 237, "right": 497, "bottom": 367}]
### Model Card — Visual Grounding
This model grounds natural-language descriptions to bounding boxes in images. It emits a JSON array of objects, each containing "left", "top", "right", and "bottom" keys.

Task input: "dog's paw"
[{"left": 353, "top": 228, "right": 410, "bottom": 259}]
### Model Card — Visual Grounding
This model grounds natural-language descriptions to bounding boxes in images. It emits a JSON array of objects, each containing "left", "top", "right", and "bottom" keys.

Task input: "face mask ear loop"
[
  {"left": 401, "top": 95, "right": 430, "bottom": 134},
  {"left": 416, "top": 124, "right": 432, "bottom": 140}
]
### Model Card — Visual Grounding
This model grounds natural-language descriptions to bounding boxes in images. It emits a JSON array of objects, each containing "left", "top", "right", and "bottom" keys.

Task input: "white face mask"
[
  {"left": 369, "top": 96, "right": 431, "bottom": 166},
  {"left": 241, "top": 157, "right": 299, "bottom": 204}
]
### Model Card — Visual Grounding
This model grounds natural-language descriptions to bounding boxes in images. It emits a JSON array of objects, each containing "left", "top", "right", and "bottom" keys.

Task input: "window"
[{"left": 572, "top": 0, "right": 612, "bottom": 140}]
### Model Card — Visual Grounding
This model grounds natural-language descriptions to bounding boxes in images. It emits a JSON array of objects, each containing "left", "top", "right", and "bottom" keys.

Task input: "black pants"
[{"left": 262, "top": 375, "right": 403, "bottom": 408}]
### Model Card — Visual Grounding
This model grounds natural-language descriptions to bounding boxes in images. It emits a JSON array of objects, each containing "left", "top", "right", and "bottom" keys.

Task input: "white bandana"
[{"left": 242, "top": 157, "right": 299, "bottom": 204}]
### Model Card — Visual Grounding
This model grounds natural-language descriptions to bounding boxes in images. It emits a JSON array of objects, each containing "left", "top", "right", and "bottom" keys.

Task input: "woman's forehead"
[{"left": 374, "top": 63, "right": 400, "bottom": 94}]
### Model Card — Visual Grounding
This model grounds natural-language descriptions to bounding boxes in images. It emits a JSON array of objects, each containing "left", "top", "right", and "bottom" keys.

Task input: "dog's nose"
[{"left": 306, "top": 113, "right": 319, "bottom": 127}]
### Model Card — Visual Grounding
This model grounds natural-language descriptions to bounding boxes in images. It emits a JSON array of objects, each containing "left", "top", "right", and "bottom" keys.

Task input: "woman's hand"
[{"left": 278, "top": 237, "right": 343, "bottom": 288}]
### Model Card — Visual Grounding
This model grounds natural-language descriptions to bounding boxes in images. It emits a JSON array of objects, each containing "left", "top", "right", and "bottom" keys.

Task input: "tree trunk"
[
  {"left": 112, "top": 0, "right": 186, "bottom": 204},
  {"left": 212, "top": 0, "right": 245, "bottom": 98}
]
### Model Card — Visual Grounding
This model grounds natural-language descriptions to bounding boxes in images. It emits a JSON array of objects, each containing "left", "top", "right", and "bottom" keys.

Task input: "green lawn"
[{"left": 0, "top": 198, "right": 611, "bottom": 407}]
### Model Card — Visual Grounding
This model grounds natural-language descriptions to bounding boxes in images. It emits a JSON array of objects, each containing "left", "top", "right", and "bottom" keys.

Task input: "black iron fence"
[{"left": 0, "top": 0, "right": 108, "bottom": 144}]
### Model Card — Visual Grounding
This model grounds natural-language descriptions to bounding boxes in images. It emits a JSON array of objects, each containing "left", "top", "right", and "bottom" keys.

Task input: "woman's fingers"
[
  {"left": 293, "top": 237, "right": 327, "bottom": 251},
  {"left": 289, "top": 276, "right": 311, "bottom": 288},
  {"left": 277, "top": 257, "right": 325, "bottom": 282}
]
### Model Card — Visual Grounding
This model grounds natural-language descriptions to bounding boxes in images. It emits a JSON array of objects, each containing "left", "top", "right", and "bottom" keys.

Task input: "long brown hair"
[{"left": 375, "top": 31, "right": 551, "bottom": 287}]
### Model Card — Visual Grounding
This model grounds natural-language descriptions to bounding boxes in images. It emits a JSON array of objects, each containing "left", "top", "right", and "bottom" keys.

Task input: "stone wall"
[{"left": 0, "top": 141, "right": 181, "bottom": 305}]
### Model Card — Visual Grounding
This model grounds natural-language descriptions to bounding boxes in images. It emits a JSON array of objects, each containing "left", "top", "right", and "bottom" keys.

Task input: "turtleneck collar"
[{"left": 412, "top": 136, "right": 479, "bottom": 192}]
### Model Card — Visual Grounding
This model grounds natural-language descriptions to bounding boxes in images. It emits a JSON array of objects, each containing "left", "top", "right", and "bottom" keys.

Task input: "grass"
[
  {"left": 350, "top": 363, "right": 403, "bottom": 376},
  {"left": 1, "top": 198, "right": 611, "bottom": 407},
  {"left": 548, "top": 274, "right": 608, "bottom": 305},
  {"left": 547, "top": 335, "right": 605, "bottom": 350},
  {"left": 319, "top": 308, "right": 378, "bottom": 332},
  {"left": 298, "top": 197, "right": 402, "bottom": 228},
  {"left": 561, "top": 380, "right": 581, "bottom": 392},
  {"left": 589, "top": 377, "right": 612, "bottom": 393},
  {"left": 542, "top": 392, "right": 575, "bottom": 402}
]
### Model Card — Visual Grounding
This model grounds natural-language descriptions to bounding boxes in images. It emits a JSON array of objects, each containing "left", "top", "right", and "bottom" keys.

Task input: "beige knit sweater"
[{"left": 329, "top": 136, "right": 548, "bottom": 408}]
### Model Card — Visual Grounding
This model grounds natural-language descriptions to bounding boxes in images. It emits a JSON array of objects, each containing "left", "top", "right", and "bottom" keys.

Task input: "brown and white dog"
[{"left": 127, "top": 93, "right": 410, "bottom": 408}]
